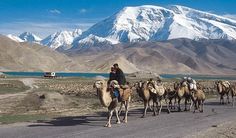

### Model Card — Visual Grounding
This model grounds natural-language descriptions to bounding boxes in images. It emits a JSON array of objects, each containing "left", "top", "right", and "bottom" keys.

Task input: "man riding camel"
[
  {"left": 108, "top": 63, "right": 128, "bottom": 101},
  {"left": 113, "top": 63, "right": 126, "bottom": 86},
  {"left": 181, "top": 76, "right": 197, "bottom": 91}
]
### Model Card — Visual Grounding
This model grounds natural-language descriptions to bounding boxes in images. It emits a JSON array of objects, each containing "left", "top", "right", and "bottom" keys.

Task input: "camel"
[
  {"left": 134, "top": 81, "right": 153, "bottom": 117},
  {"left": 165, "top": 84, "right": 177, "bottom": 110},
  {"left": 215, "top": 80, "right": 230, "bottom": 104},
  {"left": 175, "top": 81, "right": 193, "bottom": 112},
  {"left": 93, "top": 79, "right": 131, "bottom": 127},
  {"left": 147, "top": 80, "right": 170, "bottom": 115},
  {"left": 230, "top": 83, "right": 236, "bottom": 107},
  {"left": 192, "top": 88, "right": 205, "bottom": 113}
]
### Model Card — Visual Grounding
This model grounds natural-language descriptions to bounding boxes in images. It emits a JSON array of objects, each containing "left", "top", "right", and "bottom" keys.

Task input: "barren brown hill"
[
  {"left": 68, "top": 39, "right": 236, "bottom": 74},
  {"left": 0, "top": 35, "right": 85, "bottom": 72},
  {"left": 1, "top": 35, "right": 236, "bottom": 74}
]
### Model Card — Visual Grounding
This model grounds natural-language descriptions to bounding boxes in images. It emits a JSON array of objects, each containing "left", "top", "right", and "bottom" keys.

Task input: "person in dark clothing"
[
  {"left": 113, "top": 63, "right": 126, "bottom": 85},
  {"left": 107, "top": 67, "right": 116, "bottom": 86}
]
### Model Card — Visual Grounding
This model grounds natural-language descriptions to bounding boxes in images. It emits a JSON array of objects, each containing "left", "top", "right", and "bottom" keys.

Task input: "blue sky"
[{"left": 0, "top": 0, "right": 236, "bottom": 38}]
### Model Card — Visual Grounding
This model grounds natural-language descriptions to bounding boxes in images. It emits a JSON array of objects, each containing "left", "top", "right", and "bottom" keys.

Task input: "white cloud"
[
  {"left": 223, "top": 14, "right": 236, "bottom": 20},
  {"left": 80, "top": 8, "right": 87, "bottom": 13},
  {"left": 49, "top": 9, "right": 61, "bottom": 14}
]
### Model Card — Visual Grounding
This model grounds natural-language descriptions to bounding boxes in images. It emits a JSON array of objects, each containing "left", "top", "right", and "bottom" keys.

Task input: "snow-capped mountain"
[
  {"left": 74, "top": 5, "right": 236, "bottom": 45},
  {"left": 4, "top": 5, "right": 236, "bottom": 51},
  {"left": 6, "top": 34, "right": 24, "bottom": 42},
  {"left": 72, "top": 34, "right": 118, "bottom": 49},
  {"left": 19, "top": 32, "right": 42, "bottom": 43},
  {"left": 41, "top": 29, "right": 82, "bottom": 50}
]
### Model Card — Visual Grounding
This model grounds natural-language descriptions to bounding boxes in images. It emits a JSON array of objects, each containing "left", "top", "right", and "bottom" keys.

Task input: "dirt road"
[{"left": 0, "top": 98, "right": 236, "bottom": 138}]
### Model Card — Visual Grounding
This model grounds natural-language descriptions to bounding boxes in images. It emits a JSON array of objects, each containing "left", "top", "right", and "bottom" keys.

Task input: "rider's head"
[
  {"left": 111, "top": 67, "right": 115, "bottom": 72},
  {"left": 187, "top": 77, "right": 192, "bottom": 82},
  {"left": 113, "top": 63, "right": 119, "bottom": 69},
  {"left": 183, "top": 77, "right": 187, "bottom": 80}
]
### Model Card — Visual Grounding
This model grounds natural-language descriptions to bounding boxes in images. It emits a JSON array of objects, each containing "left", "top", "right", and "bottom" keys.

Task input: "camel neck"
[{"left": 97, "top": 84, "right": 112, "bottom": 107}]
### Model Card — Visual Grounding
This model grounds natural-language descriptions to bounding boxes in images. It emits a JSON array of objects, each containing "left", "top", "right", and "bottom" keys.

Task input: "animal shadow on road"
[
  {"left": 27, "top": 107, "right": 172, "bottom": 128},
  {"left": 27, "top": 112, "right": 108, "bottom": 127}
]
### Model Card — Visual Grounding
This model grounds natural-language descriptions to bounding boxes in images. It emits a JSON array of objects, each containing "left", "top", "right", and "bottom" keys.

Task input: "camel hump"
[
  {"left": 222, "top": 81, "right": 230, "bottom": 88},
  {"left": 156, "top": 85, "right": 165, "bottom": 96},
  {"left": 119, "top": 87, "right": 132, "bottom": 101},
  {"left": 120, "top": 85, "right": 130, "bottom": 89}
]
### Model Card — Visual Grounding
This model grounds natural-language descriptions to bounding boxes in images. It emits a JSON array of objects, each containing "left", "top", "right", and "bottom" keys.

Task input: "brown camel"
[
  {"left": 215, "top": 80, "right": 230, "bottom": 104},
  {"left": 134, "top": 81, "right": 153, "bottom": 117},
  {"left": 192, "top": 88, "right": 205, "bottom": 113},
  {"left": 94, "top": 79, "right": 131, "bottom": 127},
  {"left": 165, "top": 84, "right": 177, "bottom": 110},
  {"left": 175, "top": 81, "right": 192, "bottom": 112},
  {"left": 147, "top": 80, "right": 170, "bottom": 115}
]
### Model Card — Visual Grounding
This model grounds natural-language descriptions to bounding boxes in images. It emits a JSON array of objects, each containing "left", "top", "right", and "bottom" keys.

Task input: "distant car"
[{"left": 44, "top": 72, "right": 56, "bottom": 78}]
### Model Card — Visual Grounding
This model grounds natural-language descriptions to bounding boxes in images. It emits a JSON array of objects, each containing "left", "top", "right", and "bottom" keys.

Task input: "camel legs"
[
  {"left": 169, "top": 99, "right": 172, "bottom": 109},
  {"left": 200, "top": 100, "right": 204, "bottom": 113},
  {"left": 220, "top": 94, "right": 224, "bottom": 104},
  {"left": 169, "top": 97, "right": 174, "bottom": 109},
  {"left": 118, "top": 102, "right": 123, "bottom": 115},
  {"left": 105, "top": 109, "right": 114, "bottom": 127},
  {"left": 165, "top": 98, "right": 171, "bottom": 114},
  {"left": 193, "top": 100, "right": 197, "bottom": 113},
  {"left": 153, "top": 99, "right": 158, "bottom": 116},
  {"left": 158, "top": 99, "right": 162, "bottom": 115},
  {"left": 115, "top": 108, "right": 121, "bottom": 124},
  {"left": 148, "top": 100, "right": 153, "bottom": 111},
  {"left": 184, "top": 98, "right": 188, "bottom": 111},
  {"left": 123, "top": 100, "right": 129, "bottom": 123},
  {"left": 178, "top": 97, "right": 182, "bottom": 112},
  {"left": 189, "top": 96, "right": 194, "bottom": 111},
  {"left": 170, "top": 96, "right": 177, "bottom": 110},
  {"left": 142, "top": 101, "right": 148, "bottom": 118},
  {"left": 184, "top": 97, "right": 192, "bottom": 111},
  {"left": 227, "top": 93, "right": 230, "bottom": 104},
  {"left": 174, "top": 97, "right": 177, "bottom": 109}
]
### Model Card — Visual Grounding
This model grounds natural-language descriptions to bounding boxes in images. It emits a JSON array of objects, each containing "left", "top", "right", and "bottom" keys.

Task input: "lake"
[{"left": 2, "top": 72, "right": 236, "bottom": 80}]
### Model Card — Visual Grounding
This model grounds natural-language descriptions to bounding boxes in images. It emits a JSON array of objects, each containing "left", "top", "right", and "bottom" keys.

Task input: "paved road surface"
[{"left": 0, "top": 99, "right": 236, "bottom": 138}]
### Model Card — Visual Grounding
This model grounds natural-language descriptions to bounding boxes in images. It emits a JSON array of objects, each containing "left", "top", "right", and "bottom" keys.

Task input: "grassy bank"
[{"left": 0, "top": 80, "right": 30, "bottom": 94}]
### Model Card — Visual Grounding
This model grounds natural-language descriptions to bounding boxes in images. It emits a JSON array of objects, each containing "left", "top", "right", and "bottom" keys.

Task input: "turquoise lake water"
[{"left": 2, "top": 72, "right": 236, "bottom": 80}]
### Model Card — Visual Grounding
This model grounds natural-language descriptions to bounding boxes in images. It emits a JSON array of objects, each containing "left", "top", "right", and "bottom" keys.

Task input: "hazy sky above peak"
[{"left": 0, "top": 0, "right": 235, "bottom": 38}]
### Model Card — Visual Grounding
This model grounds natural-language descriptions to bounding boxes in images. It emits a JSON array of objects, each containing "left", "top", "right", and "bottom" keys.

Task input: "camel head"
[
  {"left": 173, "top": 81, "right": 179, "bottom": 90},
  {"left": 134, "top": 81, "right": 143, "bottom": 90},
  {"left": 147, "top": 81, "right": 157, "bottom": 94},
  {"left": 94, "top": 80, "right": 106, "bottom": 89},
  {"left": 215, "top": 80, "right": 223, "bottom": 93},
  {"left": 181, "top": 81, "right": 188, "bottom": 87}
]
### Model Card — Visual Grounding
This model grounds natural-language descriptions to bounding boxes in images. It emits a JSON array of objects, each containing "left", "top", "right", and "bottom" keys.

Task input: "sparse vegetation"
[
  {"left": 0, "top": 80, "right": 30, "bottom": 94},
  {"left": 0, "top": 114, "right": 50, "bottom": 124}
]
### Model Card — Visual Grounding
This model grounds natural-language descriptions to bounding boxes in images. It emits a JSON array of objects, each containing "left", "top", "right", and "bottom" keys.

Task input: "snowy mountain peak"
[
  {"left": 72, "top": 29, "right": 82, "bottom": 37},
  {"left": 7, "top": 34, "right": 24, "bottom": 42},
  {"left": 41, "top": 29, "right": 82, "bottom": 50},
  {"left": 77, "top": 5, "right": 236, "bottom": 44},
  {"left": 79, "top": 34, "right": 118, "bottom": 45},
  {"left": 19, "top": 32, "right": 42, "bottom": 42}
]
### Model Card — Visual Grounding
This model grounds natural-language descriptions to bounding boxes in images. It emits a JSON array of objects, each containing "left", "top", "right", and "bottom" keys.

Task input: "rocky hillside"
[
  {"left": 0, "top": 35, "right": 85, "bottom": 72},
  {"left": 68, "top": 38, "right": 236, "bottom": 74}
]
